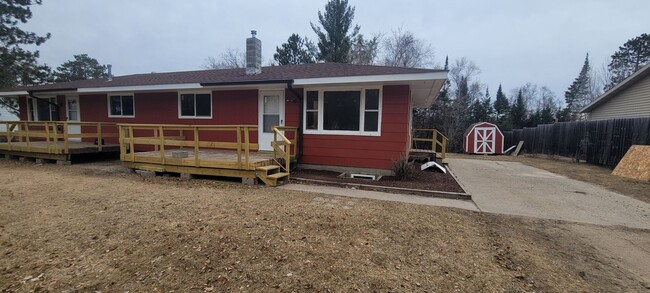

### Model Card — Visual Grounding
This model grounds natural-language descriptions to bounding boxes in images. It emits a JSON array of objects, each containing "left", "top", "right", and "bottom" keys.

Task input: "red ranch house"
[{"left": 0, "top": 34, "right": 447, "bottom": 179}]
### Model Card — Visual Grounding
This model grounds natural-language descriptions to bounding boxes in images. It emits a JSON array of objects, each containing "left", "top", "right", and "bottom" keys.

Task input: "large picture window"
[
  {"left": 108, "top": 94, "right": 134, "bottom": 117},
  {"left": 179, "top": 93, "right": 211, "bottom": 118},
  {"left": 28, "top": 97, "right": 59, "bottom": 121},
  {"left": 304, "top": 88, "right": 381, "bottom": 135}
]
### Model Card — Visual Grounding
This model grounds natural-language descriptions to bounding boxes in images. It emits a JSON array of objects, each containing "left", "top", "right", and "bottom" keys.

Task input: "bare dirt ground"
[
  {"left": 292, "top": 164, "right": 465, "bottom": 193},
  {"left": 447, "top": 153, "right": 650, "bottom": 204},
  {"left": 1, "top": 160, "right": 649, "bottom": 292}
]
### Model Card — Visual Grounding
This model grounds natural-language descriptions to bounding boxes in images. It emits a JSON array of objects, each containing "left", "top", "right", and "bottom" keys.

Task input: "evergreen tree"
[
  {"left": 493, "top": 84, "right": 510, "bottom": 127},
  {"left": 510, "top": 89, "right": 527, "bottom": 129},
  {"left": 470, "top": 87, "right": 492, "bottom": 123},
  {"left": 273, "top": 34, "right": 317, "bottom": 65},
  {"left": 349, "top": 34, "right": 380, "bottom": 65},
  {"left": 54, "top": 54, "right": 107, "bottom": 82},
  {"left": 539, "top": 105, "right": 555, "bottom": 124},
  {"left": 564, "top": 53, "right": 591, "bottom": 121},
  {"left": 310, "top": 0, "right": 359, "bottom": 63},
  {"left": 0, "top": 0, "right": 52, "bottom": 115},
  {"left": 606, "top": 33, "right": 650, "bottom": 90}
]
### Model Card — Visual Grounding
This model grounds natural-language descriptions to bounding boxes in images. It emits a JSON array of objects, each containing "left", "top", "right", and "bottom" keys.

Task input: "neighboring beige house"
[{"left": 581, "top": 63, "right": 650, "bottom": 120}]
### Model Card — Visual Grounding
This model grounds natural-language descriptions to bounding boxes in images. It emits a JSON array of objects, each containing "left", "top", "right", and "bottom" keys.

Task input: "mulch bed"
[{"left": 291, "top": 163, "right": 465, "bottom": 193}]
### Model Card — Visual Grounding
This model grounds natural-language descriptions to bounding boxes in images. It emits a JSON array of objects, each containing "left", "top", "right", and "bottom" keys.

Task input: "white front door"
[
  {"left": 66, "top": 96, "right": 81, "bottom": 141},
  {"left": 258, "top": 91, "right": 284, "bottom": 151},
  {"left": 474, "top": 127, "right": 495, "bottom": 154}
]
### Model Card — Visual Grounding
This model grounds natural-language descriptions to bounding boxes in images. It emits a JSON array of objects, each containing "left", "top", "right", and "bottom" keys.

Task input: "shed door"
[{"left": 474, "top": 127, "right": 495, "bottom": 154}]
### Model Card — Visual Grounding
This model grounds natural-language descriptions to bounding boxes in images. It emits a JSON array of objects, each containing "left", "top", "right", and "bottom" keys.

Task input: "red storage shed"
[{"left": 464, "top": 122, "right": 504, "bottom": 154}]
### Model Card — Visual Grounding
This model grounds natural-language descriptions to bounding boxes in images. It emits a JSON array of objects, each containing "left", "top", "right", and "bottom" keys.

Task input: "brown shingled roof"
[{"left": 3, "top": 63, "right": 445, "bottom": 92}]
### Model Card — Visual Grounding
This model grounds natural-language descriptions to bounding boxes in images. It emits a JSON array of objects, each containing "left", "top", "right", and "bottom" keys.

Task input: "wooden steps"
[{"left": 256, "top": 165, "right": 289, "bottom": 187}]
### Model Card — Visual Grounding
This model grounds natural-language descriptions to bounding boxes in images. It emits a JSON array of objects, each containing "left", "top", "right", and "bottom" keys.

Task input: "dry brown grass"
[{"left": 0, "top": 160, "right": 647, "bottom": 292}]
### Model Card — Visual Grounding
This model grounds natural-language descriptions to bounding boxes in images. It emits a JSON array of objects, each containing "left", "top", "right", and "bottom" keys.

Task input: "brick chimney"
[{"left": 246, "top": 30, "right": 262, "bottom": 75}]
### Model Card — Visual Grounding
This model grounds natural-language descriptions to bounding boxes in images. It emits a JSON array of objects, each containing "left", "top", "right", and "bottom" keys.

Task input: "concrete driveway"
[{"left": 447, "top": 158, "right": 650, "bottom": 229}]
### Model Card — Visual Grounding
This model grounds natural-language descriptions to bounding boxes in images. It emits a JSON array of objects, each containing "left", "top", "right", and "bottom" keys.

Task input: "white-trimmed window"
[
  {"left": 108, "top": 94, "right": 135, "bottom": 117},
  {"left": 179, "top": 92, "right": 212, "bottom": 118},
  {"left": 303, "top": 88, "right": 382, "bottom": 136},
  {"left": 27, "top": 97, "right": 58, "bottom": 121}
]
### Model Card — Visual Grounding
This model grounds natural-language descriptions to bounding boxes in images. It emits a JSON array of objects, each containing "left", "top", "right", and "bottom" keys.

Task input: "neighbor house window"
[
  {"left": 108, "top": 94, "right": 134, "bottom": 117},
  {"left": 179, "top": 93, "right": 211, "bottom": 118},
  {"left": 304, "top": 88, "right": 381, "bottom": 135},
  {"left": 28, "top": 97, "right": 59, "bottom": 121}
]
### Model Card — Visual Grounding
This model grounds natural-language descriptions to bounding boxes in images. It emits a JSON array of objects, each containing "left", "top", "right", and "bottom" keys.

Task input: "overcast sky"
[{"left": 22, "top": 0, "right": 650, "bottom": 102}]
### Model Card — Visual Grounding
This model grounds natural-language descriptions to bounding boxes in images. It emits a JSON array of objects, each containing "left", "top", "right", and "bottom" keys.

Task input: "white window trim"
[
  {"left": 28, "top": 97, "right": 57, "bottom": 121},
  {"left": 303, "top": 87, "right": 382, "bottom": 136},
  {"left": 177, "top": 91, "right": 213, "bottom": 119},
  {"left": 107, "top": 93, "right": 135, "bottom": 118}
]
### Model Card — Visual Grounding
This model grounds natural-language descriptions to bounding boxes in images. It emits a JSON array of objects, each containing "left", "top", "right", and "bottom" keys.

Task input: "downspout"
[
  {"left": 28, "top": 90, "right": 61, "bottom": 120},
  {"left": 286, "top": 80, "right": 303, "bottom": 164}
]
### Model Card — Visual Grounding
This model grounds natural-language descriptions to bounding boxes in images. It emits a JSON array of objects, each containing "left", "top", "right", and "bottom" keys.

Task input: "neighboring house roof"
[
  {"left": 581, "top": 62, "right": 650, "bottom": 113},
  {"left": 0, "top": 63, "right": 448, "bottom": 108}
]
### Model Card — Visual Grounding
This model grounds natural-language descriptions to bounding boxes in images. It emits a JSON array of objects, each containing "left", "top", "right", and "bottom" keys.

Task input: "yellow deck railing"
[
  {"left": 411, "top": 128, "right": 448, "bottom": 159},
  {"left": 0, "top": 121, "right": 118, "bottom": 154},
  {"left": 117, "top": 124, "right": 260, "bottom": 170}
]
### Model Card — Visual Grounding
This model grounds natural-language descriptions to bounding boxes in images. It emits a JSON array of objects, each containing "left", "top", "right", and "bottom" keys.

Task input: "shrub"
[{"left": 392, "top": 155, "right": 412, "bottom": 180}]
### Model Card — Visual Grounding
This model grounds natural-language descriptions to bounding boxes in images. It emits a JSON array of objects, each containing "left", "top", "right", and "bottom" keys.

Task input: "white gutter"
[
  {"left": 0, "top": 90, "right": 29, "bottom": 97},
  {"left": 293, "top": 72, "right": 448, "bottom": 86},
  {"left": 77, "top": 83, "right": 203, "bottom": 93}
]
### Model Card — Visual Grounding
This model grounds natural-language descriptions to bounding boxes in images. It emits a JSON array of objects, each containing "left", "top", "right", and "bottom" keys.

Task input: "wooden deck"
[
  {"left": 0, "top": 121, "right": 120, "bottom": 162},
  {"left": 125, "top": 149, "right": 275, "bottom": 170},
  {"left": 118, "top": 124, "right": 298, "bottom": 185}
]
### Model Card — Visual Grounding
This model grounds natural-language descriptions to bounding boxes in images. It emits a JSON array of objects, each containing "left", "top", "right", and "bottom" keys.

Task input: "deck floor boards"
[{"left": 130, "top": 149, "right": 275, "bottom": 170}]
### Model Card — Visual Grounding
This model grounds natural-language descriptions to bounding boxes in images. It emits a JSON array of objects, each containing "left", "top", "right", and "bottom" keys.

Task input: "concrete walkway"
[
  {"left": 447, "top": 158, "right": 650, "bottom": 229},
  {"left": 279, "top": 184, "right": 480, "bottom": 211}
]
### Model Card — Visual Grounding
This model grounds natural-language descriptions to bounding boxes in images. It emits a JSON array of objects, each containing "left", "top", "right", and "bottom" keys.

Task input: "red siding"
[
  {"left": 298, "top": 85, "right": 410, "bottom": 170},
  {"left": 78, "top": 90, "right": 259, "bottom": 145}
]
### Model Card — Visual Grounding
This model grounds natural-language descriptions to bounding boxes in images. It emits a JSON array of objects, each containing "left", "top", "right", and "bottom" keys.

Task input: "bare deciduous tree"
[
  {"left": 201, "top": 48, "right": 246, "bottom": 69},
  {"left": 382, "top": 28, "right": 435, "bottom": 68}
]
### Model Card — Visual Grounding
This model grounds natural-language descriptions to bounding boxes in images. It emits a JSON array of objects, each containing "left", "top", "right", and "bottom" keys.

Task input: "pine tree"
[
  {"left": 510, "top": 90, "right": 527, "bottom": 129},
  {"left": 0, "top": 0, "right": 52, "bottom": 115},
  {"left": 273, "top": 34, "right": 317, "bottom": 65},
  {"left": 564, "top": 54, "right": 591, "bottom": 121},
  {"left": 606, "top": 33, "right": 650, "bottom": 90},
  {"left": 54, "top": 54, "right": 107, "bottom": 82},
  {"left": 310, "top": 0, "right": 359, "bottom": 62},
  {"left": 493, "top": 84, "right": 510, "bottom": 127}
]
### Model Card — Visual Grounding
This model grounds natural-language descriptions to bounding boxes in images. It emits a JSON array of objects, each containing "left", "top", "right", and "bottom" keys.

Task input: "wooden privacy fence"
[
  {"left": 411, "top": 128, "right": 448, "bottom": 159},
  {"left": 0, "top": 121, "right": 118, "bottom": 154},
  {"left": 503, "top": 117, "right": 650, "bottom": 168}
]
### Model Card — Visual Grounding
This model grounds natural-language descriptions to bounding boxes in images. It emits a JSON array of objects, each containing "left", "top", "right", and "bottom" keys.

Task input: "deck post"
[
  {"left": 432, "top": 129, "right": 437, "bottom": 152},
  {"left": 25, "top": 123, "right": 31, "bottom": 152},
  {"left": 193, "top": 127, "right": 199, "bottom": 167},
  {"left": 129, "top": 126, "right": 135, "bottom": 162},
  {"left": 53, "top": 123, "right": 59, "bottom": 154},
  {"left": 44, "top": 122, "right": 51, "bottom": 153},
  {"left": 97, "top": 122, "right": 103, "bottom": 151},
  {"left": 153, "top": 128, "right": 159, "bottom": 151},
  {"left": 244, "top": 127, "right": 250, "bottom": 168},
  {"left": 6, "top": 122, "right": 12, "bottom": 151},
  {"left": 159, "top": 126, "right": 165, "bottom": 165},
  {"left": 118, "top": 125, "right": 125, "bottom": 160},
  {"left": 63, "top": 122, "right": 69, "bottom": 154},
  {"left": 236, "top": 126, "right": 242, "bottom": 169}
]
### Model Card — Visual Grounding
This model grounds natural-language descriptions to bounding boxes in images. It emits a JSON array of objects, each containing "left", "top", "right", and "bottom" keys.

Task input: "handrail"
[
  {"left": 273, "top": 126, "right": 299, "bottom": 157},
  {"left": 0, "top": 120, "right": 118, "bottom": 155},
  {"left": 271, "top": 126, "right": 295, "bottom": 172},
  {"left": 117, "top": 124, "right": 259, "bottom": 170},
  {"left": 411, "top": 128, "right": 448, "bottom": 159}
]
